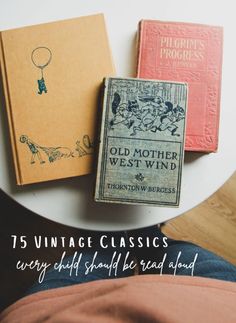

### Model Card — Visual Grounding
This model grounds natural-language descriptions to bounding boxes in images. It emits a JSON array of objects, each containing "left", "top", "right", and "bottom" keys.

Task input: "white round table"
[{"left": 0, "top": 0, "right": 235, "bottom": 231}]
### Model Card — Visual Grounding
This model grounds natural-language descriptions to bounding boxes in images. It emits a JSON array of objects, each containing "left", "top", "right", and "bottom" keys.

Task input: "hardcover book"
[
  {"left": 137, "top": 20, "right": 223, "bottom": 152},
  {"left": 95, "top": 77, "right": 188, "bottom": 207},
  {"left": 0, "top": 14, "right": 115, "bottom": 185}
]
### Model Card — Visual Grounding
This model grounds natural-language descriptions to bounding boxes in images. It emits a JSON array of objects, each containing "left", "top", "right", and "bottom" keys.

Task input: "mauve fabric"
[{"left": 1, "top": 275, "right": 236, "bottom": 323}]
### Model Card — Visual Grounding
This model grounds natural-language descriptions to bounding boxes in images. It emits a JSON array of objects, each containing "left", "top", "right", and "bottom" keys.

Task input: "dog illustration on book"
[{"left": 20, "top": 135, "right": 74, "bottom": 164}]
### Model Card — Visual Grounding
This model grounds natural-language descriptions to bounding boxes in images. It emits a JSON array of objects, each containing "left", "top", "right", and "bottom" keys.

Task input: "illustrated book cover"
[
  {"left": 95, "top": 77, "right": 188, "bottom": 207},
  {"left": 0, "top": 14, "right": 115, "bottom": 185},
  {"left": 137, "top": 20, "right": 223, "bottom": 152}
]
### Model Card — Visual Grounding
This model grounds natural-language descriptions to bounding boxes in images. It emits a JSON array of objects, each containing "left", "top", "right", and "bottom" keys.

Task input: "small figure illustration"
[
  {"left": 20, "top": 135, "right": 74, "bottom": 164},
  {"left": 130, "top": 97, "right": 164, "bottom": 135},
  {"left": 156, "top": 103, "right": 185, "bottom": 136},
  {"left": 111, "top": 92, "right": 121, "bottom": 115},
  {"left": 109, "top": 92, "right": 141, "bottom": 130},
  {"left": 31, "top": 47, "right": 52, "bottom": 95},
  {"left": 75, "top": 141, "right": 88, "bottom": 157},
  {"left": 83, "top": 134, "right": 95, "bottom": 150},
  {"left": 20, "top": 135, "right": 45, "bottom": 164},
  {"left": 75, "top": 135, "right": 94, "bottom": 157},
  {"left": 37, "top": 77, "right": 47, "bottom": 95}
]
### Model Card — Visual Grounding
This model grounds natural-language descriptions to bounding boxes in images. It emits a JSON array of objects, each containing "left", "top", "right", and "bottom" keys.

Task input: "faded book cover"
[
  {"left": 95, "top": 77, "right": 188, "bottom": 207},
  {"left": 0, "top": 14, "right": 115, "bottom": 185},
  {"left": 137, "top": 20, "right": 223, "bottom": 152}
]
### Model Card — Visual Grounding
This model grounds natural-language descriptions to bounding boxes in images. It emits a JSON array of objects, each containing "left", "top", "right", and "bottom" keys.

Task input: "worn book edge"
[
  {"left": 136, "top": 20, "right": 145, "bottom": 79},
  {"left": 94, "top": 78, "right": 109, "bottom": 202}
]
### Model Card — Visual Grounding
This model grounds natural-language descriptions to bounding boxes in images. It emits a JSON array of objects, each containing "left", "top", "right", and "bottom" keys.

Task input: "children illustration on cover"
[{"left": 109, "top": 80, "right": 186, "bottom": 137}]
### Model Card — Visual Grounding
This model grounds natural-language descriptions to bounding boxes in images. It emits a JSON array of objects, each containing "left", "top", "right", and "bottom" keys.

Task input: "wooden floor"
[
  {"left": 162, "top": 171, "right": 236, "bottom": 266},
  {"left": 0, "top": 171, "right": 235, "bottom": 311}
]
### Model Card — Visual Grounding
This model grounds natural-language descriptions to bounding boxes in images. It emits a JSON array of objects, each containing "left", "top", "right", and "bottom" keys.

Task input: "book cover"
[
  {"left": 0, "top": 14, "right": 115, "bottom": 185},
  {"left": 95, "top": 77, "right": 188, "bottom": 207},
  {"left": 137, "top": 20, "right": 223, "bottom": 152}
]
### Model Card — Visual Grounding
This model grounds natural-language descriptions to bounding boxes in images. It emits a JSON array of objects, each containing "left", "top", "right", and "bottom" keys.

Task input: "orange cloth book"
[
  {"left": 0, "top": 14, "right": 115, "bottom": 185},
  {"left": 137, "top": 20, "right": 223, "bottom": 152}
]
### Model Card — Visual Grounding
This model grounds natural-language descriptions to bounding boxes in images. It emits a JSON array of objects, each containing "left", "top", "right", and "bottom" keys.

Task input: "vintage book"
[
  {"left": 0, "top": 14, "right": 115, "bottom": 185},
  {"left": 95, "top": 77, "right": 188, "bottom": 207},
  {"left": 137, "top": 20, "right": 223, "bottom": 152}
]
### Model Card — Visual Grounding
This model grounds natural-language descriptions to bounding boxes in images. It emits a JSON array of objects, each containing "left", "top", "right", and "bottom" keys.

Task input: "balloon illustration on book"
[{"left": 31, "top": 47, "right": 52, "bottom": 95}]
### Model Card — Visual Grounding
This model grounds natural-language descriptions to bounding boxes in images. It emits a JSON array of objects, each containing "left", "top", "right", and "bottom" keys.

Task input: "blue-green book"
[{"left": 95, "top": 77, "right": 188, "bottom": 207}]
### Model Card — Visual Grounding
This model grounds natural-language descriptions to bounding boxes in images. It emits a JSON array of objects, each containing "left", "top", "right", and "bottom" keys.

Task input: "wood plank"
[{"left": 162, "top": 172, "right": 236, "bottom": 265}]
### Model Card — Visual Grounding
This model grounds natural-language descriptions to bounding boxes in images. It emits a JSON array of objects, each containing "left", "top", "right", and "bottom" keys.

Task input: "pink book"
[{"left": 137, "top": 20, "right": 223, "bottom": 152}]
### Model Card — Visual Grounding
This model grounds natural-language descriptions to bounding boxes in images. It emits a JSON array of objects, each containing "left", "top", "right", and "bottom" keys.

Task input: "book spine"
[
  {"left": 94, "top": 78, "right": 109, "bottom": 201},
  {"left": 136, "top": 20, "right": 144, "bottom": 78},
  {"left": 212, "top": 27, "right": 224, "bottom": 153},
  {"left": 0, "top": 33, "right": 22, "bottom": 185}
]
